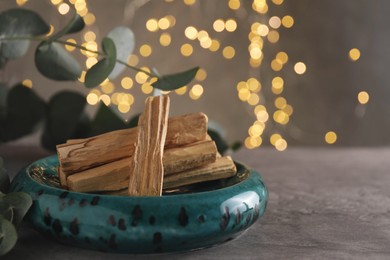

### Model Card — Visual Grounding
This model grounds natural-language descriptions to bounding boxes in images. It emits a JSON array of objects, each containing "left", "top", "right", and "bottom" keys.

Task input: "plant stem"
[{"left": 0, "top": 35, "right": 156, "bottom": 78}]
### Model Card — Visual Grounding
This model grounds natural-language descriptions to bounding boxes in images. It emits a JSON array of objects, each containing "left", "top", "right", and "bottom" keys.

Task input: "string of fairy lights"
[{"left": 14, "top": 0, "right": 370, "bottom": 151}]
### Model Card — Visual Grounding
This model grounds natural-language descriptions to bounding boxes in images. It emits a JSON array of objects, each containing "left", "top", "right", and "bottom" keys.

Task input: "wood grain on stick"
[
  {"left": 56, "top": 112, "right": 208, "bottom": 174},
  {"left": 128, "top": 95, "right": 170, "bottom": 196}
]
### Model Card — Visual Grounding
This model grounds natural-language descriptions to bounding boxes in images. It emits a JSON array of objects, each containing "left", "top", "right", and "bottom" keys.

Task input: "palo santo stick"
[
  {"left": 163, "top": 140, "right": 217, "bottom": 174},
  {"left": 163, "top": 156, "right": 237, "bottom": 189},
  {"left": 67, "top": 158, "right": 131, "bottom": 192},
  {"left": 56, "top": 112, "right": 208, "bottom": 174},
  {"left": 100, "top": 156, "right": 237, "bottom": 195},
  {"left": 128, "top": 95, "right": 170, "bottom": 196},
  {"left": 66, "top": 140, "right": 218, "bottom": 192}
]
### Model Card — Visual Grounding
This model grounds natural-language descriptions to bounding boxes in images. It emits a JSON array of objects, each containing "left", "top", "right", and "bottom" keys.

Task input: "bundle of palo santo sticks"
[{"left": 56, "top": 95, "right": 237, "bottom": 196}]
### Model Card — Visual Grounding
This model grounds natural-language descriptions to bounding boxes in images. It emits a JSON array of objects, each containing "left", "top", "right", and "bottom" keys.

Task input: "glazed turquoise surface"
[{"left": 10, "top": 155, "right": 268, "bottom": 254}]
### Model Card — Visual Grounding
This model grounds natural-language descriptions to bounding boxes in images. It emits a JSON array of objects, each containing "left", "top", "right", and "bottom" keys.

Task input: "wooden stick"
[
  {"left": 56, "top": 112, "right": 208, "bottom": 174},
  {"left": 65, "top": 140, "right": 218, "bottom": 192},
  {"left": 128, "top": 96, "right": 170, "bottom": 196},
  {"left": 99, "top": 156, "right": 237, "bottom": 195},
  {"left": 163, "top": 156, "right": 237, "bottom": 189},
  {"left": 67, "top": 158, "right": 131, "bottom": 192}
]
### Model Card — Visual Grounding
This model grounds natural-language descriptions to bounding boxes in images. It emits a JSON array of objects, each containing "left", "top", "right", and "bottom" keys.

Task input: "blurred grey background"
[{"left": 1, "top": 0, "right": 390, "bottom": 149}]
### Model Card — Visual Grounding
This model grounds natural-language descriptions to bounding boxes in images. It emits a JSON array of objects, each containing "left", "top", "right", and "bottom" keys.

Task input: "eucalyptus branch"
[{"left": 0, "top": 35, "right": 156, "bottom": 78}]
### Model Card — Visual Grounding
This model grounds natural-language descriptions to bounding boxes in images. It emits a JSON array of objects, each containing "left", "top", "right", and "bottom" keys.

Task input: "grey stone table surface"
[{"left": 1, "top": 145, "right": 390, "bottom": 259}]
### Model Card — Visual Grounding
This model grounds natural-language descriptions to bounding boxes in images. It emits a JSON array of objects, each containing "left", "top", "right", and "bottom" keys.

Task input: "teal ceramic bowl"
[{"left": 10, "top": 155, "right": 267, "bottom": 254}]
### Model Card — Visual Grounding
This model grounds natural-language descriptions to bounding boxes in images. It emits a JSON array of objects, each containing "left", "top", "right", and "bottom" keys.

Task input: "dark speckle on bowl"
[{"left": 178, "top": 207, "right": 188, "bottom": 227}]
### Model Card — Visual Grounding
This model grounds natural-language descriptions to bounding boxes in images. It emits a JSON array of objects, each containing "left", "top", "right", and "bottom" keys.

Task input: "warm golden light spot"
[
  {"left": 83, "top": 31, "right": 96, "bottom": 42},
  {"left": 270, "top": 134, "right": 282, "bottom": 145},
  {"left": 267, "top": 30, "right": 279, "bottom": 43},
  {"left": 283, "top": 104, "right": 294, "bottom": 116},
  {"left": 22, "top": 79, "right": 32, "bottom": 88},
  {"left": 254, "top": 105, "right": 266, "bottom": 114},
  {"left": 86, "top": 93, "right": 99, "bottom": 105},
  {"left": 213, "top": 19, "right": 225, "bottom": 32},
  {"left": 166, "top": 15, "right": 176, "bottom": 27},
  {"left": 294, "top": 62, "right": 306, "bottom": 74},
  {"left": 271, "top": 59, "right": 283, "bottom": 71},
  {"left": 197, "top": 30, "right": 209, "bottom": 42},
  {"left": 252, "top": 1, "right": 268, "bottom": 14},
  {"left": 273, "top": 110, "right": 289, "bottom": 125},
  {"left": 272, "top": 77, "right": 284, "bottom": 94},
  {"left": 325, "top": 131, "right": 337, "bottom": 144},
  {"left": 275, "top": 97, "right": 287, "bottom": 109},
  {"left": 51, "top": 0, "right": 62, "bottom": 5},
  {"left": 256, "top": 110, "right": 269, "bottom": 122},
  {"left": 228, "top": 0, "right": 240, "bottom": 10},
  {"left": 276, "top": 51, "right": 288, "bottom": 64},
  {"left": 58, "top": 3, "right": 70, "bottom": 14},
  {"left": 238, "top": 88, "right": 251, "bottom": 101},
  {"left": 118, "top": 102, "right": 130, "bottom": 113},
  {"left": 127, "top": 54, "right": 139, "bottom": 66},
  {"left": 272, "top": 0, "right": 284, "bottom": 5},
  {"left": 358, "top": 91, "right": 369, "bottom": 104},
  {"left": 250, "top": 47, "right": 263, "bottom": 59},
  {"left": 250, "top": 58, "right": 262, "bottom": 68},
  {"left": 180, "top": 43, "right": 193, "bottom": 57},
  {"left": 146, "top": 19, "right": 159, "bottom": 32},
  {"left": 140, "top": 44, "right": 152, "bottom": 57},
  {"left": 160, "top": 33, "right": 171, "bottom": 46},
  {"left": 99, "top": 94, "right": 111, "bottom": 106},
  {"left": 349, "top": 48, "right": 361, "bottom": 61},
  {"left": 249, "top": 124, "right": 263, "bottom": 137},
  {"left": 185, "top": 26, "right": 198, "bottom": 40},
  {"left": 225, "top": 19, "right": 237, "bottom": 32},
  {"left": 195, "top": 69, "right": 207, "bottom": 81},
  {"left": 257, "top": 24, "right": 269, "bottom": 36},
  {"left": 247, "top": 78, "right": 261, "bottom": 92},
  {"left": 84, "top": 13, "right": 96, "bottom": 25},
  {"left": 86, "top": 57, "right": 98, "bottom": 68},
  {"left": 141, "top": 83, "right": 153, "bottom": 94},
  {"left": 191, "top": 84, "right": 204, "bottom": 96},
  {"left": 282, "top": 15, "right": 294, "bottom": 28},
  {"left": 209, "top": 39, "right": 220, "bottom": 52},
  {"left": 223, "top": 46, "right": 235, "bottom": 59},
  {"left": 158, "top": 17, "right": 170, "bottom": 30},
  {"left": 77, "top": 8, "right": 88, "bottom": 18},
  {"left": 245, "top": 137, "right": 254, "bottom": 149},
  {"left": 16, "top": 0, "right": 28, "bottom": 6},
  {"left": 248, "top": 93, "right": 260, "bottom": 106},
  {"left": 269, "top": 16, "right": 281, "bottom": 29},
  {"left": 65, "top": 38, "right": 76, "bottom": 51},
  {"left": 121, "top": 77, "right": 133, "bottom": 89},
  {"left": 135, "top": 72, "right": 149, "bottom": 84},
  {"left": 236, "top": 81, "right": 248, "bottom": 91},
  {"left": 200, "top": 38, "right": 212, "bottom": 49},
  {"left": 85, "top": 41, "right": 98, "bottom": 57},
  {"left": 184, "top": 0, "right": 196, "bottom": 5},
  {"left": 275, "top": 139, "right": 287, "bottom": 151},
  {"left": 101, "top": 82, "right": 114, "bottom": 94},
  {"left": 175, "top": 86, "right": 187, "bottom": 95}
]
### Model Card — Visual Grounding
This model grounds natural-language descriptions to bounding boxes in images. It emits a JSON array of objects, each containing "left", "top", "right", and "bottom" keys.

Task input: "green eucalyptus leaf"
[
  {"left": 230, "top": 141, "right": 242, "bottom": 152},
  {"left": 152, "top": 67, "right": 199, "bottom": 91},
  {"left": 0, "top": 84, "right": 8, "bottom": 119},
  {"left": 0, "top": 158, "right": 10, "bottom": 194},
  {"left": 85, "top": 37, "right": 116, "bottom": 88},
  {"left": 106, "top": 26, "right": 135, "bottom": 79},
  {"left": 0, "top": 215, "right": 17, "bottom": 256},
  {"left": 47, "top": 13, "right": 85, "bottom": 42},
  {"left": 127, "top": 113, "right": 140, "bottom": 128},
  {"left": 42, "top": 91, "right": 86, "bottom": 150},
  {"left": 0, "top": 8, "right": 50, "bottom": 59},
  {"left": 35, "top": 42, "right": 82, "bottom": 81},
  {"left": 2, "top": 192, "right": 32, "bottom": 228},
  {"left": 208, "top": 129, "right": 229, "bottom": 155},
  {"left": 91, "top": 102, "right": 126, "bottom": 135},
  {"left": 2, "top": 84, "right": 45, "bottom": 142},
  {"left": 0, "top": 202, "right": 13, "bottom": 223}
]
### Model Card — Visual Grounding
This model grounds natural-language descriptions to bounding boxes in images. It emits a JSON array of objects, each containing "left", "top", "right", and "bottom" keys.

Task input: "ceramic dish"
[{"left": 10, "top": 155, "right": 267, "bottom": 254}]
